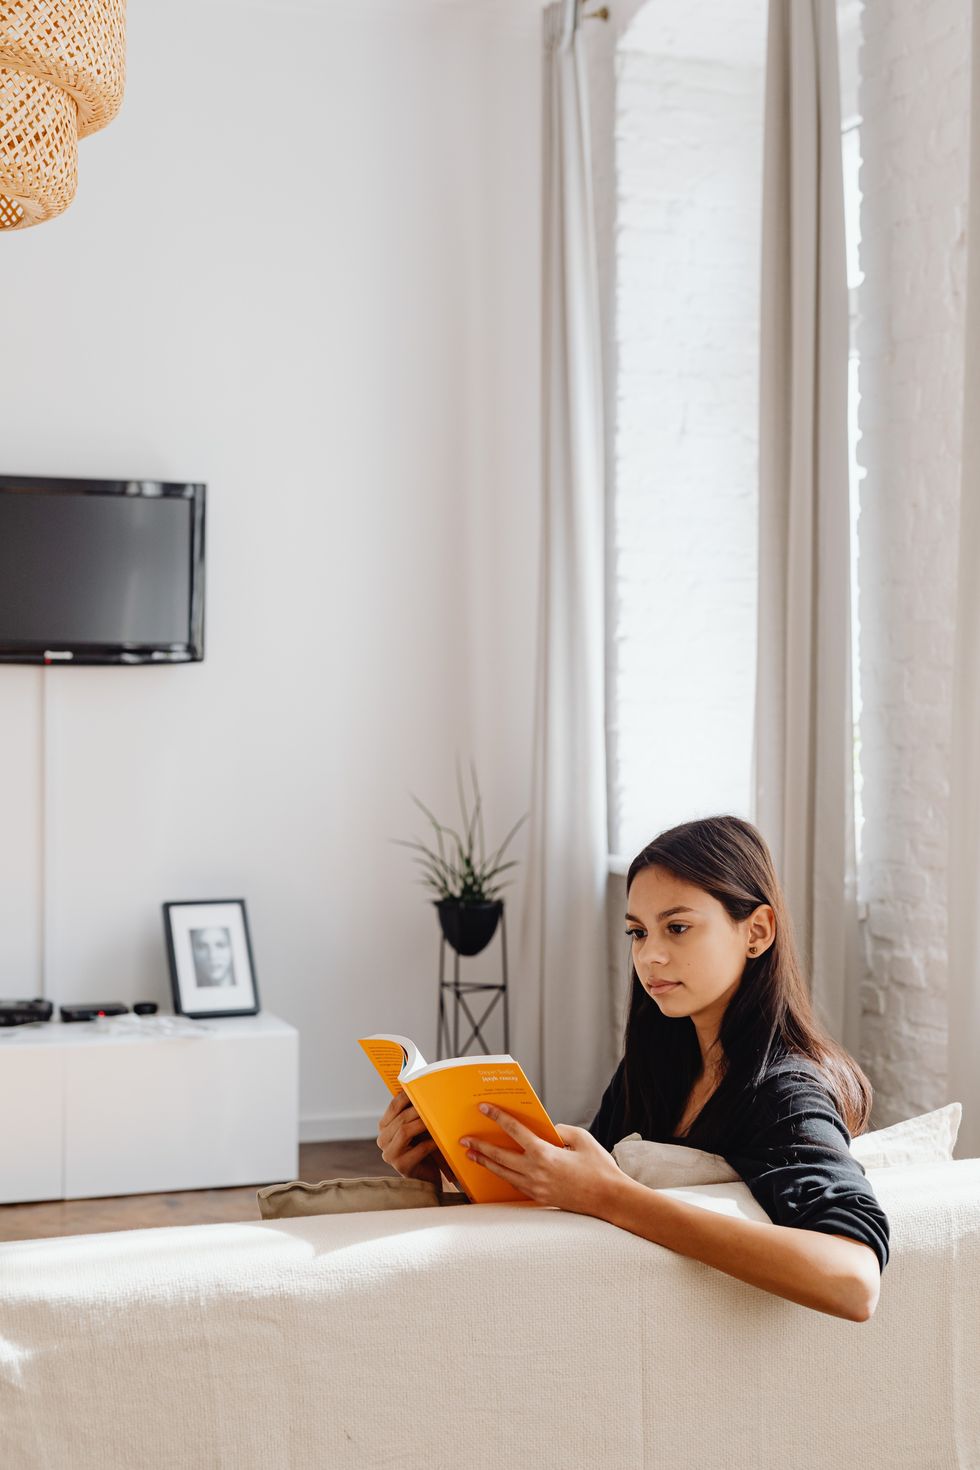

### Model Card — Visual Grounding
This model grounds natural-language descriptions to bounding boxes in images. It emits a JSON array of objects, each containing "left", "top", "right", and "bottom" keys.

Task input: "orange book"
[{"left": 358, "top": 1033, "right": 564, "bottom": 1205}]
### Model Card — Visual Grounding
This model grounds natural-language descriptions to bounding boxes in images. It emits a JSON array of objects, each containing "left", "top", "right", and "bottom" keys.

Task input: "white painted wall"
[{"left": 0, "top": 0, "right": 542, "bottom": 1141}]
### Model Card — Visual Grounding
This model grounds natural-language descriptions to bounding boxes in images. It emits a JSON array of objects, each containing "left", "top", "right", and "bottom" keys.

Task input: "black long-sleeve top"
[{"left": 588, "top": 1053, "right": 890, "bottom": 1273}]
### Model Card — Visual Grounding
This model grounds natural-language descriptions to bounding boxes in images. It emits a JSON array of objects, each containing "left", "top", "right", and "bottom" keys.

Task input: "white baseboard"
[{"left": 300, "top": 1113, "right": 379, "bottom": 1144}]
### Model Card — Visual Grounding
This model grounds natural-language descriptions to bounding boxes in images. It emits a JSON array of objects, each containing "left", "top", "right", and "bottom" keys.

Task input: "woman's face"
[
  {"left": 625, "top": 864, "right": 773, "bottom": 1041},
  {"left": 191, "top": 926, "right": 233, "bottom": 985}
]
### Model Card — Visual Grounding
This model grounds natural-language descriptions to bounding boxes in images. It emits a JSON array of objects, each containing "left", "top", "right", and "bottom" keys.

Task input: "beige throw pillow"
[
  {"left": 256, "top": 1175, "right": 470, "bottom": 1219},
  {"left": 612, "top": 1136, "right": 739, "bottom": 1188},
  {"left": 651, "top": 1180, "right": 772, "bottom": 1224},
  {"left": 611, "top": 1102, "right": 963, "bottom": 1190},
  {"left": 605, "top": 1141, "right": 768, "bottom": 1220},
  {"left": 848, "top": 1101, "right": 961, "bottom": 1169}
]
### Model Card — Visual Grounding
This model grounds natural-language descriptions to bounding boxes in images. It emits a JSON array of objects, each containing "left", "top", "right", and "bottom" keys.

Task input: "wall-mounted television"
[{"left": 0, "top": 476, "right": 206, "bottom": 665}]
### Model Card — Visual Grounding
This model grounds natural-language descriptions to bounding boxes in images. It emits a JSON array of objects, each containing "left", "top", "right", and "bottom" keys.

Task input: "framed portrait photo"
[{"left": 163, "top": 899, "right": 260, "bottom": 1019}]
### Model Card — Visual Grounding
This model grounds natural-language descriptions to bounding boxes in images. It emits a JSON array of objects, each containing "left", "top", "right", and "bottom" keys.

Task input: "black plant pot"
[{"left": 435, "top": 898, "right": 503, "bottom": 957}]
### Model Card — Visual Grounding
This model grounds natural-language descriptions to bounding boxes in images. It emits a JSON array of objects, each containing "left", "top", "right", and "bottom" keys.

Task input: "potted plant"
[{"left": 394, "top": 760, "right": 528, "bottom": 957}]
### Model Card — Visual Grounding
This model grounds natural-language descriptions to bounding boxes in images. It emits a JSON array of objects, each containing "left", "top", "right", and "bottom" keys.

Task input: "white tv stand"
[{"left": 0, "top": 1012, "right": 298, "bottom": 1204}]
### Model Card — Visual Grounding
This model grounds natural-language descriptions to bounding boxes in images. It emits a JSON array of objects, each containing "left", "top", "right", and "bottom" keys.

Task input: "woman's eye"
[{"left": 625, "top": 924, "right": 688, "bottom": 939}]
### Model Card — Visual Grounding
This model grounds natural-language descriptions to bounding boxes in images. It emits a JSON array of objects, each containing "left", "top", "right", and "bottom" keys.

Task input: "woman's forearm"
[{"left": 593, "top": 1174, "right": 879, "bottom": 1322}]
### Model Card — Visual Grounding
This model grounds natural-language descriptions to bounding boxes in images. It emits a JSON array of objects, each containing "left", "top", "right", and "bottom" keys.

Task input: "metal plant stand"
[{"left": 436, "top": 906, "right": 509, "bottom": 1059}]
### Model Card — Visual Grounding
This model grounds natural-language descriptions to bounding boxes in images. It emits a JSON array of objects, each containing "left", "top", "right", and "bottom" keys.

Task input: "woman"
[
  {"left": 190, "top": 926, "right": 236, "bottom": 988},
  {"left": 376, "top": 814, "right": 889, "bottom": 1322}
]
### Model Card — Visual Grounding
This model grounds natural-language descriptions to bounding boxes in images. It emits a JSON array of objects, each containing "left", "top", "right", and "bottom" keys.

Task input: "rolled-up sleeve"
[{"left": 722, "top": 1067, "right": 891, "bottom": 1274}]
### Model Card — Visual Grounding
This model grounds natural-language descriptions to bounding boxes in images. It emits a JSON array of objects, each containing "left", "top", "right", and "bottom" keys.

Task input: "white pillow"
[
  {"left": 848, "top": 1101, "right": 961, "bottom": 1169},
  {"left": 607, "top": 1138, "right": 768, "bottom": 1221},
  {"left": 646, "top": 1180, "right": 772, "bottom": 1224},
  {"left": 611, "top": 1101, "right": 963, "bottom": 1189},
  {"left": 612, "top": 1135, "right": 739, "bottom": 1188}
]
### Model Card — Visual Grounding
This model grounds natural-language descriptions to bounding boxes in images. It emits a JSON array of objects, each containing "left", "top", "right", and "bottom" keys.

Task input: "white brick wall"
[
  {"left": 610, "top": 46, "right": 764, "bottom": 861},
  {"left": 856, "top": 0, "right": 970, "bottom": 1123}
]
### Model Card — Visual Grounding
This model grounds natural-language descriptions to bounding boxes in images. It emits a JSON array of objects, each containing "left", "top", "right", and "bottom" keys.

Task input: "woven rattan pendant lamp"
[{"left": 0, "top": 0, "right": 126, "bottom": 231}]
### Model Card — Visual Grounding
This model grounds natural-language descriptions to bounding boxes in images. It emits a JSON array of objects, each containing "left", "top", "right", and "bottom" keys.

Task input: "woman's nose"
[{"left": 636, "top": 935, "right": 668, "bottom": 965}]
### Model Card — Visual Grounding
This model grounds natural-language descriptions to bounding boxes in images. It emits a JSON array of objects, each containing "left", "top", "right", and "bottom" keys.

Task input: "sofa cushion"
[
  {"left": 848, "top": 1101, "right": 961, "bottom": 1169},
  {"left": 611, "top": 1136, "right": 740, "bottom": 1188},
  {"left": 647, "top": 1178, "right": 772, "bottom": 1223},
  {"left": 256, "top": 1175, "right": 469, "bottom": 1218},
  {"left": 612, "top": 1101, "right": 962, "bottom": 1188}
]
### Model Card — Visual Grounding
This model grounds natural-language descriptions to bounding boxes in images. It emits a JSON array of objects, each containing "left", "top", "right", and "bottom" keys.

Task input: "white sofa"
[{"left": 1, "top": 1158, "right": 978, "bottom": 1470}]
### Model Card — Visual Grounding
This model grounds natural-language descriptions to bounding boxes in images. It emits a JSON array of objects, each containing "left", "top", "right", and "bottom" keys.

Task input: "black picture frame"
[{"left": 162, "top": 898, "right": 260, "bottom": 1019}]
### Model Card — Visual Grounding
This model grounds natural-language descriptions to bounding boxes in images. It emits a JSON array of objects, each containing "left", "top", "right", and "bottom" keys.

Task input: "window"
[
  {"left": 608, "top": 0, "right": 767, "bottom": 864},
  {"left": 607, "top": 0, "right": 864, "bottom": 886}
]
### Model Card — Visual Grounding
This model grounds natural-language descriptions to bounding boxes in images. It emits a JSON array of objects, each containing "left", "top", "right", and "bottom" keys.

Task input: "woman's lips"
[{"left": 648, "top": 980, "right": 680, "bottom": 993}]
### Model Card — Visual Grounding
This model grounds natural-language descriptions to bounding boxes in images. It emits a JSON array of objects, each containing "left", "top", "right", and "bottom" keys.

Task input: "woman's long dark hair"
[{"left": 621, "top": 814, "right": 874, "bottom": 1147}]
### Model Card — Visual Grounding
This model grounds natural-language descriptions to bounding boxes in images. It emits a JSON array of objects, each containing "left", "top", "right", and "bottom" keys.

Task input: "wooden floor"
[{"left": 0, "top": 1140, "right": 392, "bottom": 1243}]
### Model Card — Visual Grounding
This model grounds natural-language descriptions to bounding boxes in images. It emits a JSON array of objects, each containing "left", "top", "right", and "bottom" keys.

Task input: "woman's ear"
[{"left": 747, "top": 904, "right": 776, "bottom": 953}]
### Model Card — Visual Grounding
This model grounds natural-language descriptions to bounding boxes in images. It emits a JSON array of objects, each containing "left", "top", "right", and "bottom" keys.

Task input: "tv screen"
[{"left": 0, "top": 476, "right": 206, "bottom": 664}]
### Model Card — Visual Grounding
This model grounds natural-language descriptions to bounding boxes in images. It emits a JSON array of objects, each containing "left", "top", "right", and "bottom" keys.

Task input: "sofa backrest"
[{"left": 1, "top": 1157, "right": 978, "bottom": 1470}]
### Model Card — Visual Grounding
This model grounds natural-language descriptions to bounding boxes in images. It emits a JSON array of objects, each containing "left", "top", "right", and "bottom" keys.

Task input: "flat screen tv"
[{"left": 0, "top": 476, "right": 206, "bottom": 665}]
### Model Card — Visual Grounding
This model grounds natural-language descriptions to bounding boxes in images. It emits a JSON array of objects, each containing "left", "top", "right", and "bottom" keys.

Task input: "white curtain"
[
  {"left": 754, "top": 0, "right": 859, "bottom": 1053},
  {"left": 516, "top": 0, "right": 611, "bottom": 1125},
  {"left": 947, "top": 0, "right": 980, "bottom": 1163}
]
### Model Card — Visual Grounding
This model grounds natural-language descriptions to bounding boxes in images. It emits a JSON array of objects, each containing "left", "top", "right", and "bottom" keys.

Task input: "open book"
[{"left": 358, "top": 1034, "right": 564, "bottom": 1205}]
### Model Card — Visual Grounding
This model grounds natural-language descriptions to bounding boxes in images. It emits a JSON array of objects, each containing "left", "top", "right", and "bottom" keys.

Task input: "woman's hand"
[
  {"left": 376, "top": 1090, "right": 464, "bottom": 1192},
  {"left": 459, "top": 1103, "right": 625, "bottom": 1216}
]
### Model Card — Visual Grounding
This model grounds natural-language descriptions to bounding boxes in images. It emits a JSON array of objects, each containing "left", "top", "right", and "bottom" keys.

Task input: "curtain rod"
[{"left": 561, "top": 0, "right": 609, "bottom": 48}]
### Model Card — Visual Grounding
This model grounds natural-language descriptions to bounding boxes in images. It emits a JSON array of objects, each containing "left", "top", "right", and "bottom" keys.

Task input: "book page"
[{"left": 357, "top": 1034, "right": 426, "bottom": 1094}]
